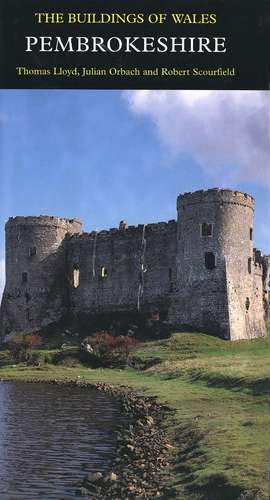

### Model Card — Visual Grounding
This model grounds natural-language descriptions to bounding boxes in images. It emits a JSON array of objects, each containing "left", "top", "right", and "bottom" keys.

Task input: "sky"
[{"left": 0, "top": 89, "right": 269, "bottom": 298}]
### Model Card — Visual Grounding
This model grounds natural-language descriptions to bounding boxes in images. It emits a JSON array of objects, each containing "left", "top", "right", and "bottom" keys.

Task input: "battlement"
[
  {"left": 178, "top": 188, "right": 254, "bottom": 210},
  {"left": 6, "top": 215, "right": 82, "bottom": 232},
  {"left": 69, "top": 219, "right": 177, "bottom": 242}
]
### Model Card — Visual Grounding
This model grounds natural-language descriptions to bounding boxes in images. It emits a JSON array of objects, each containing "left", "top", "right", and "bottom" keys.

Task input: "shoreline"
[
  {"left": 0, "top": 378, "right": 175, "bottom": 499},
  {"left": 1, "top": 329, "right": 269, "bottom": 499}
]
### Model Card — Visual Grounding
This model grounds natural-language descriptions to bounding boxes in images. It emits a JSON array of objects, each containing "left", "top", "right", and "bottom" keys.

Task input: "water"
[{"left": 0, "top": 381, "right": 121, "bottom": 499}]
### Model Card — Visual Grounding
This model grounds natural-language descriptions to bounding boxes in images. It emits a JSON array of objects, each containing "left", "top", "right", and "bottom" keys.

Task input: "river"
[{"left": 0, "top": 381, "right": 121, "bottom": 498}]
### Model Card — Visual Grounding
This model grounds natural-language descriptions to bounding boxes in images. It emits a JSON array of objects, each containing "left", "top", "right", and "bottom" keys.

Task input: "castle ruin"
[{"left": 0, "top": 188, "right": 269, "bottom": 341}]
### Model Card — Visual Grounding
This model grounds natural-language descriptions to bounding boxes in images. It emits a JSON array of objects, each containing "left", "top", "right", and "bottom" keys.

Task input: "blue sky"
[{"left": 0, "top": 89, "right": 269, "bottom": 295}]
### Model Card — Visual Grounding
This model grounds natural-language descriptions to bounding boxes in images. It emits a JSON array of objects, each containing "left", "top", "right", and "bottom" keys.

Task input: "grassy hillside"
[
  {"left": 135, "top": 332, "right": 270, "bottom": 498},
  {"left": 0, "top": 331, "right": 269, "bottom": 499}
]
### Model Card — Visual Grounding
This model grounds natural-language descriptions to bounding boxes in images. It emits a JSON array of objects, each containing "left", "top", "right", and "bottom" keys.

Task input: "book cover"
[{"left": 0, "top": 1, "right": 269, "bottom": 499}]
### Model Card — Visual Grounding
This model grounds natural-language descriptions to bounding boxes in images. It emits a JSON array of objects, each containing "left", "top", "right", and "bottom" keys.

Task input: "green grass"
[{"left": 0, "top": 331, "right": 269, "bottom": 499}]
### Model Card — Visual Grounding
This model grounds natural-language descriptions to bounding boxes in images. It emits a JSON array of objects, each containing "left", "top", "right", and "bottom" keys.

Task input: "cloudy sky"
[{"left": 0, "top": 89, "right": 269, "bottom": 298}]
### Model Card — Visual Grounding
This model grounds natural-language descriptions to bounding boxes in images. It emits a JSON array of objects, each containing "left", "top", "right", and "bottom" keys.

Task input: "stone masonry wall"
[
  {"left": 0, "top": 216, "right": 82, "bottom": 335},
  {"left": 67, "top": 221, "right": 177, "bottom": 319},
  {"left": 169, "top": 190, "right": 231, "bottom": 338},
  {"left": 169, "top": 189, "right": 267, "bottom": 340},
  {"left": 0, "top": 189, "right": 268, "bottom": 341}
]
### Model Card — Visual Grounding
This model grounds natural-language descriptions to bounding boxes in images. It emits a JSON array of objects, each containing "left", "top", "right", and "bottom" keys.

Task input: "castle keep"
[{"left": 0, "top": 189, "right": 268, "bottom": 341}]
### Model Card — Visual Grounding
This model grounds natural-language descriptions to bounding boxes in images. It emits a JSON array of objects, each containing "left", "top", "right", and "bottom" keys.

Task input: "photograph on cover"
[{"left": 0, "top": 89, "right": 269, "bottom": 499}]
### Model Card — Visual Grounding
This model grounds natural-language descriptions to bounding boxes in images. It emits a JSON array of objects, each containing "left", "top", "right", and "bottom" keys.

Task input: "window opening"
[
  {"left": 29, "top": 247, "right": 37, "bottom": 257},
  {"left": 250, "top": 228, "right": 253, "bottom": 240},
  {"left": 101, "top": 266, "right": 108, "bottom": 279},
  {"left": 205, "top": 252, "right": 216, "bottom": 270},
  {"left": 169, "top": 268, "right": 173, "bottom": 292},
  {"left": 22, "top": 272, "right": 28, "bottom": 284},
  {"left": 245, "top": 297, "right": 250, "bottom": 311},
  {"left": 201, "top": 223, "right": 213, "bottom": 237},
  {"left": 72, "top": 264, "right": 80, "bottom": 288},
  {"left": 248, "top": 257, "right": 252, "bottom": 274}
]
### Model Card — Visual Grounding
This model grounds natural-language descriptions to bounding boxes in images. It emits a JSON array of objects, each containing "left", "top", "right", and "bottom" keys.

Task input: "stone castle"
[{"left": 0, "top": 188, "right": 269, "bottom": 341}]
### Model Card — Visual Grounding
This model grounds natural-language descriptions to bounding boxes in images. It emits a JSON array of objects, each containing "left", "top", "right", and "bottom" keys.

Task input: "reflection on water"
[{"left": 0, "top": 381, "right": 120, "bottom": 499}]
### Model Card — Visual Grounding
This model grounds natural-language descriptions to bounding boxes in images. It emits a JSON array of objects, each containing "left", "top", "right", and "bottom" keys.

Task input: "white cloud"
[
  {"left": 0, "top": 258, "right": 5, "bottom": 301},
  {"left": 124, "top": 90, "right": 270, "bottom": 185}
]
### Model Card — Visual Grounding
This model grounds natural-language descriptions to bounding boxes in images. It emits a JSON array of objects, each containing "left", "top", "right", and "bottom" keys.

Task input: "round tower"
[
  {"left": 169, "top": 188, "right": 264, "bottom": 339},
  {"left": 1, "top": 216, "right": 82, "bottom": 336}
]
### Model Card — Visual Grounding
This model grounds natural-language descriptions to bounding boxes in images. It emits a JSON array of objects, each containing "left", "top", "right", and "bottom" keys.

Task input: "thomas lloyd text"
[{"left": 16, "top": 66, "right": 236, "bottom": 77}]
